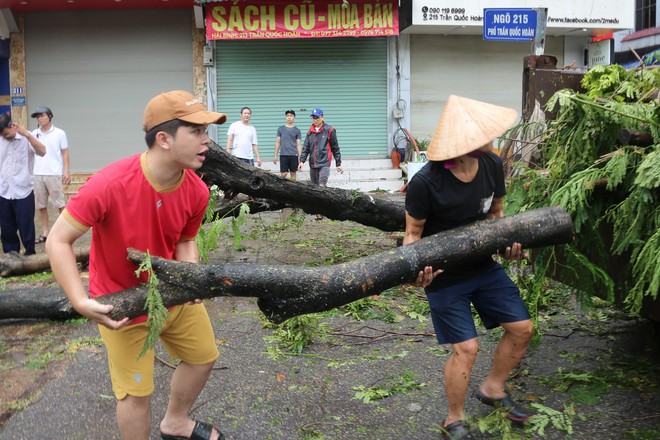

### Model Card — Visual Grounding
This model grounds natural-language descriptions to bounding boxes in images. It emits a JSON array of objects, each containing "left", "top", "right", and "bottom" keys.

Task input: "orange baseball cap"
[{"left": 143, "top": 90, "right": 227, "bottom": 131}]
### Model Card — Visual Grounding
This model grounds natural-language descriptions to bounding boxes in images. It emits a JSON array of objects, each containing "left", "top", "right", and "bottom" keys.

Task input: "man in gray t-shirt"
[{"left": 273, "top": 109, "right": 302, "bottom": 180}]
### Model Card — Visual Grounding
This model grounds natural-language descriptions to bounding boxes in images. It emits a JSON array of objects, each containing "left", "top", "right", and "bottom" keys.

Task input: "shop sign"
[
  {"left": 206, "top": 0, "right": 399, "bottom": 40},
  {"left": 409, "top": 0, "right": 632, "bottom": 31},
  {"left": 11, "top": 95, "right": 26, "bottom": 106},
  {"left": 587, "top": 39, "right": 613, "bottom": 67}
]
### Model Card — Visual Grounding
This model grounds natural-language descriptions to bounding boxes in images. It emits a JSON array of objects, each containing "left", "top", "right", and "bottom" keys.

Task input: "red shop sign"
[{"left": 205, "top": 0, "right": 399, "bottom": 40}]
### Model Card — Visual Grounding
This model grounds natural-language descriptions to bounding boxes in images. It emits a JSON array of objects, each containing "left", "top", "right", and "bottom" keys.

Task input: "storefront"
[
  {"left": 22, "top": 9, "right": 195, "bottom": 171},
  {"left": 204, "top": 0, "right": 398, "bottom": 159},
  {"left": 398, "top": 0, "right": 634, "bottom": 140}
]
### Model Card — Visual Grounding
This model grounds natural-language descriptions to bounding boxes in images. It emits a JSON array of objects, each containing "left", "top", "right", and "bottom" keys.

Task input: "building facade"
[{"left": 0, "top": 0, "right": 637, "bottom": 172}]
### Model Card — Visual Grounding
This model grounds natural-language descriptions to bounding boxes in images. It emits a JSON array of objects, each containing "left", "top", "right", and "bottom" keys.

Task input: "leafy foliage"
[
  {"left": 581, "top": 64, "right": 660, "bottom": 102},
  {"left": 134, "top": 251, "right": 170, "bottom": 359},
  {"left": 506, "top": 65, "right": 659, "bottom": 313},
  {"left": 196, "top": 186, "right": 230, "bottom": 263},
  {"left": 262, "top": 314, "right": 328, "bottom": 357},
  {"left": 352, "top": 370, "right": 426, "bottom": 403}
]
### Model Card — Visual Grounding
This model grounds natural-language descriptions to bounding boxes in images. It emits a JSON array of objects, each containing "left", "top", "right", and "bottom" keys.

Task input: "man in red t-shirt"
[{"left": 46, "top": 91, "right": 227, "bottom": 440}]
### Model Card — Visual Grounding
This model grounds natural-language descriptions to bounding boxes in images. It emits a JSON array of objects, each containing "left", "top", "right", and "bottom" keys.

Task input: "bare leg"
[
  {"left": 117, "top": 394, "right": 151, "bottom": 440},
  {"left": 444, "top": 337, "right": 478, "bottom": 426},
  {"left": 280, "top": 172, "right": 288, "bottom": 178},
  {"left": 479, "top": 320, "right": 533, "bottom": 398},
  {"left": 159, "top": 361, "right": 220, "bottom": 440},
  {"left": 38, "top": 208, "right": 49, "bottom": 237},
  {"left": 290, "top": 172, "right": 297, "bottom": 181}
]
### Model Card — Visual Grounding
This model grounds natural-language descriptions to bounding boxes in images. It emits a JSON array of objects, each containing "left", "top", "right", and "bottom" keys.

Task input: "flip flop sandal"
[
  {"left": 442, "top": 420, "right": 472, "bottom": 440},
  {"left": 161, "top": 420, "right": 224, "bottom": 440},
  {"left": 475, "top": 389, "right": 532, "bottom": 422},
  {"left": 35, "top": 235, "right": 47, "bottom": 243}
]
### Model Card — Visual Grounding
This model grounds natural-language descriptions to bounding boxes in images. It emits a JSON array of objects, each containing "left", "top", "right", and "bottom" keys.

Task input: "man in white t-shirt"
[
  {"left": 31, "top": 106, "right": 70, "bottom": 243},
  {"left": 226, "top": 107, "right": 261, "bottom": 167}
]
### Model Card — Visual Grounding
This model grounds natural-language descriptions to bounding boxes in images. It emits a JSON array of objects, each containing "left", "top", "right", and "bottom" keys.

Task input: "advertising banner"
[
  {"left": 206, "top": 0, "right": 399, "bottom": 40},
  {"left": 410, "top": 0, "right": 632, "bottom": 31}
]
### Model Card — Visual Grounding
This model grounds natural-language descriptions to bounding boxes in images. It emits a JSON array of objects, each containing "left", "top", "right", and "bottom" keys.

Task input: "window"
[{"left": 636, "top": 0, "right": 657, "bottom": 30}]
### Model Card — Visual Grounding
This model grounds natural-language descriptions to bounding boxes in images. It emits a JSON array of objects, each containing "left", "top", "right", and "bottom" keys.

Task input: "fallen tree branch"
[
  {"left": 213, "top": 197, "right": 290, "bottom": 220},
  {"left": 199, "top": 141, "right": 406, "bottom": 231},
  {"left": 0, "top": 247, "right": 89, "bottom": 277},
  {"left": 0, "top": 287, "right": 77, "bottom": 320},
  {"left": 92, "top": 207, "right": 573, "bottom": 323}
]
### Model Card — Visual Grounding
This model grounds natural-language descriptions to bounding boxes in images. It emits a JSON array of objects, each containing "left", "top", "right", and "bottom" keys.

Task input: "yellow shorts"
[{"left": 98, "top": 303, "right": 219, "bottom": 400}]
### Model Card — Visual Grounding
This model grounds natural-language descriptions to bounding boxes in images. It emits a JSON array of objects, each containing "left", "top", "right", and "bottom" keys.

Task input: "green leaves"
[
  {"left": 135, "top": 251, "right": 170, "bottom": 360},
  {"left": 352, "top": 370, "right": 426, "bottom": 404},
  {"left": 507, "top": 63, "right": 659, "bottom": 315}
]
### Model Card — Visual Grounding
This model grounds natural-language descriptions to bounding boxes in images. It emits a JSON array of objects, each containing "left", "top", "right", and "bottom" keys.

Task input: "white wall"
[{"left": 407, "top": 34, "right": 564, "bottom": 140}]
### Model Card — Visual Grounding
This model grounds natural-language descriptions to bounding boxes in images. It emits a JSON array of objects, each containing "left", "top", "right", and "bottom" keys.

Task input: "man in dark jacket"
[{"left": 298, "top": 108, "right": 343, "bottom": 189}]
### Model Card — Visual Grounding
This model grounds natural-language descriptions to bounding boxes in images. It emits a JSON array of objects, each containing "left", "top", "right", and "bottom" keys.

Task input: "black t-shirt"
[{"left": 405, "top": 152, "right": 506, "bottom": 286}]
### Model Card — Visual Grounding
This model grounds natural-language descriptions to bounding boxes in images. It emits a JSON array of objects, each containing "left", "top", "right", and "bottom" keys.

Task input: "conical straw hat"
[{"left": 426, "top": 95, "right": 518, "bottom": 161}]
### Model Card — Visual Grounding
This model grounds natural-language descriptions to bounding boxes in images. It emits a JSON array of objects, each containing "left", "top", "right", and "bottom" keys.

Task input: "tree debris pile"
[{"left": 505, "top": 64, "right": 659, "bottom": 317}]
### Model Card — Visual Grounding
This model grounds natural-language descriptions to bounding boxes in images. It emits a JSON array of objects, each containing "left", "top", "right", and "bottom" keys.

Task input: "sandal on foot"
[
  {"left": 161, "top": 420, "right": 225, "bottom": 440},
  {"left": 441, "top": 420, "right": 472, "bottom": 440},
  {"left": 35, "top": 234, "right": 47, "bottom": 243},
  {"left": 475, "top": 389, "right": 531, "bottom": 422}
]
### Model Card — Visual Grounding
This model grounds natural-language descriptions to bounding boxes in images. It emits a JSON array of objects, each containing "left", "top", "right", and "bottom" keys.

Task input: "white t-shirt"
[
  {"left": 33, "top": 125, "right": 68, "bottom": 176},
  {"left": 227, "top": 121, "right": 258, "bottom": 160}
]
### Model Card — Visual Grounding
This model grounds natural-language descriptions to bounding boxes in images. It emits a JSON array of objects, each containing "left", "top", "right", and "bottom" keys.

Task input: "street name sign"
[{"left": 483, "top": 8, "right": 537, "bottom": 41}]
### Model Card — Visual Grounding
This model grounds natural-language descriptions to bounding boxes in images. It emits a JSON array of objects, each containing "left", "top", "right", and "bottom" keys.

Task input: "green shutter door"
[{"left": 215, "top": 38, "right": 387, "bottom": 159}]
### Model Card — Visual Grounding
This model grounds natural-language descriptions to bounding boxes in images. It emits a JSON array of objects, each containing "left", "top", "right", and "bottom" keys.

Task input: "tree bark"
[
  {"left": 0, "top": 287, "right": 77, "bottom": 320},
  {"left": 0, "top": 247, "right": 89, "bottom": 277},
  {"left": 89, "top": 207, "right": 573, "bottom": 323},
  {"left": 199, "top": 141, "right": 406, "bottom": 231},
  {"left": 617, "top": 129, "right": 654, "bottom": 147},
  {"left": 213, "top": 196, "right": 290, "bottom": 220}
]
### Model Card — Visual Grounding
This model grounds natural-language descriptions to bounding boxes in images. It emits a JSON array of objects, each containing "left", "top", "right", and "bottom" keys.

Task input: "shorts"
[
  {"left": 98, "top": 303, "right": 219, "bottom": 400},
  {"left": 34, "top": 175, "right": 65, "bottom": 209},
  {"left": 309, "top": 166, "right": 330, "bottom": 186},
  {"left": 279, "top": 155, "right": 299, "bottom": 173},
  {"left": 425, "top": 263, "right": 530, "bottom": 345},
  {"left": 236, "top": 157, "right": 254, "bottom": 166}
]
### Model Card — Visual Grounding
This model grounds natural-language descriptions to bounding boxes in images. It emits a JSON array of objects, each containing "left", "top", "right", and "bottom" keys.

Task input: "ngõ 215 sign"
[
  {"left": 483, "top": 8, "right": 537, "bottom": 41},
  {"left": 206, "top": 0, "right": 398, "bottom": 40}
]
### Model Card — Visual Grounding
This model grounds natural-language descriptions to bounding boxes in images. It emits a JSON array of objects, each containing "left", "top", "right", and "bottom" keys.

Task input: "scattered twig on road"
[{"left": 328, "top": 324, "right": 435, "bottom": 346}]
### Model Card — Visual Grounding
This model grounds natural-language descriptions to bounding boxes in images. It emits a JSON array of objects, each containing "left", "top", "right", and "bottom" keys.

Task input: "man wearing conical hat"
[{"left": 403, "top": 96, "right": 533, "bottom": 439}]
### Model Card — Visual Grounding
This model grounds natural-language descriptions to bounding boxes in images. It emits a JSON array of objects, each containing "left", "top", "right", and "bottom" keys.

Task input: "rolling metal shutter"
[
  {"left": 409, "top": 34, "right": 565, "bottom": 140},
  {"left": 215, "top": 37, "right": 387, "bottom": 159},
  {"left": 24, "top": 9, "right": 193, "bottom": 171}
]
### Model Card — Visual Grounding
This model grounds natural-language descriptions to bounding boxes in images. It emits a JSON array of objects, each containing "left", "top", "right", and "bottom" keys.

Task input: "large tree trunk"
[
  {"left": 0, "top": 247, "right": 89, "bottom": 277},
  {"left": 0, "top": 208, "right": 573, "bottom": 322},
  {"left": 199, "top": 141, "right": 406, "bottom": 231},
  {"left": 88, "top": 207, "right": 573, "bottom": 323},
  {"left": 0, "top": 287, "right": 77, "bottom": 320}
]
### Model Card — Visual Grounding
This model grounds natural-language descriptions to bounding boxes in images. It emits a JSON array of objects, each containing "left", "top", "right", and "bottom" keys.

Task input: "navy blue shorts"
[{"left": 425, "top": 263, "right": 530, "bottom": 345}]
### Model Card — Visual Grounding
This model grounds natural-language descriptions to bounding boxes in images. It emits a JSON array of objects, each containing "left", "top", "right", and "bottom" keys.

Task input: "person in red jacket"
[
  {"left": 298, "top": 107, "right": 343, "bottom": 187},
  {"left": 298, "top": 108, "right": 344, "bottom": 219}
]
